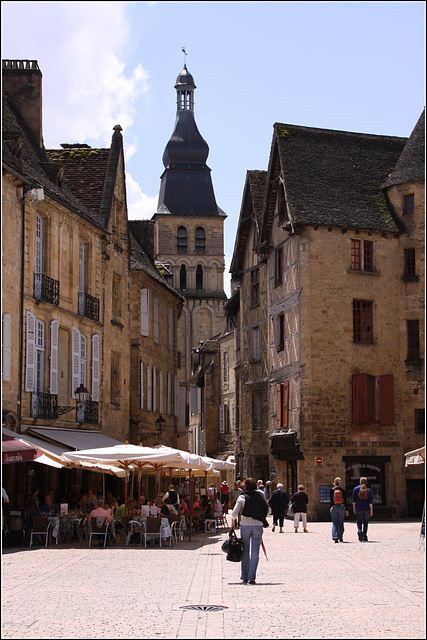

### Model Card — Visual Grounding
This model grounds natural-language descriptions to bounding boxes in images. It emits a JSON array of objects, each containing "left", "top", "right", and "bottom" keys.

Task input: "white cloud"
[
  {"left": 126, "top": 173, "right": 158, "bottom": 220},
  {"left": 40, "top": 4, "right": 149, "bottom": 148}
]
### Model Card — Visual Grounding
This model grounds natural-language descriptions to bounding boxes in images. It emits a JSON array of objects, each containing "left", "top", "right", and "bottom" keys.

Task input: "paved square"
[{"left": 2, "top": 520, "right": 425, "bottom": 639}]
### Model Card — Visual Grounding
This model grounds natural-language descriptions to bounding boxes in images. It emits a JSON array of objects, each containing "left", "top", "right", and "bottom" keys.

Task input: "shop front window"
[{"left": 345, "top": 460, "right": 386, "bottom": 505}]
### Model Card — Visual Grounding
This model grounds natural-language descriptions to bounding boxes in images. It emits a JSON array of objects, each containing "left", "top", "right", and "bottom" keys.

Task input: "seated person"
[
  {"left": 213, "top": 493, "right": 223, "bottom": 518},
  {"left": 180, "top": 498, "right": 190, "bottom": 515},
  {"left": 40, "top": 494, "right": 59, "bottom": 517},
  {"left": 137, "top": 495, "right": 146, "bottom": 509},
  {"left": 80, "top": 489, "right": 97, "bottom": 515},
  {"left": 192, "top": 496, "right": 202, "bottom": 512},
  {"left": 89, "top": 499, "right": 113, "bottom": 525},
  {"left": 162, "top": 498, "right": 178, "bottom": 515},
  {"left": 115, "top": 498, "right": 137, "bottom": 524}
]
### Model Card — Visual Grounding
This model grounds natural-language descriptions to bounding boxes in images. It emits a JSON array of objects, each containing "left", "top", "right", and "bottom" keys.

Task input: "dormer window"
[
  {"left": 195, "top": 227, "right": 206, "bottom": 254},
  {"left": 403, "top": 194, "right": 414, "bottom": 215},
  {"left": 177, "top": 226, "right": 187, "bottom": 253}
]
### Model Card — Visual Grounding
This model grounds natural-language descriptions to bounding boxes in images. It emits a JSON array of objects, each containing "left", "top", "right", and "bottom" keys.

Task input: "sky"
[{"left": 2, "top": 2, "right": 425, "bottom": 296}]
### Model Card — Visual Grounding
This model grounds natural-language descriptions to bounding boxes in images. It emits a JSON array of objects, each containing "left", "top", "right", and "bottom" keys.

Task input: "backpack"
[
  {"left": 333, "top": 489, "right": 343, "bottom": 505},
  {"left": 225, "top": 530, "right": 243, "bottom": 563}
]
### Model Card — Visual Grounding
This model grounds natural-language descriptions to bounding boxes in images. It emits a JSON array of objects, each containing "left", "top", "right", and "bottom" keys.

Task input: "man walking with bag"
[{"left": 231, "top": 477, "right": 269, "bottom": 585}]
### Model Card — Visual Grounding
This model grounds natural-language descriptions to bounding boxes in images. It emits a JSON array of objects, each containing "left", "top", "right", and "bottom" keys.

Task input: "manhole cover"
[{"left": 180, "top": 605, "right": 228, "bottom": 612}]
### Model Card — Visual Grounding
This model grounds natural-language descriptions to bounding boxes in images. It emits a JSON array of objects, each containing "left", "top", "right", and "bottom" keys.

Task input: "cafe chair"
[
  {"left": 143, "top": 517, "right": 164, "bottom": 548},
  {"left": 88, "top": 517, "right": 108, "bottom": 548},
  {"left": 216, "top": 506, "right": 228, "bottom": 528},
  {"left": 171, "top": 516, "right": 185, "bottom": 543},
  {"left": 30, "top": 516, "right": 50, "bottom": 548},
  {"left": 126, "top": 520, "right": 145, "bottom": 546}
]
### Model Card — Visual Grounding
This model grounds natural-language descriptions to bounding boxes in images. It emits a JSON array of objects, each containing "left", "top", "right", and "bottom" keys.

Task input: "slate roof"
[
  {"left": 385, "top": 109, "right": 425, "bottom": 188},
  {"left": 274, "top": 122, "right": 408, "bottom": 233},
  {"left": 2, "top": 94, "right": 107, "bottom": 230}
]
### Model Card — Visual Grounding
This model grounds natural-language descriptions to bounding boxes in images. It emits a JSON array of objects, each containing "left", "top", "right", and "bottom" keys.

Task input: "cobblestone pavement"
[{"left": 2, "top": 520, "right": 425, "bottom": 639}]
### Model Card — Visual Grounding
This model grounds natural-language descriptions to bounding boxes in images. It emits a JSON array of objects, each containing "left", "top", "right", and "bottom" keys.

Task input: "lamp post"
[
  {"left": 75, "top": 384, "right": 89, "bottom": 423},
  {"left": 155, "top": 415, "right": 166, "bottom": 433}
]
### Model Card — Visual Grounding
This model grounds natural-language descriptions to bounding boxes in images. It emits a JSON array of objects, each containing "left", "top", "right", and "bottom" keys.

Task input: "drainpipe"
[{"left": 17, "top": 184, "right": 28, "bottom": 433}]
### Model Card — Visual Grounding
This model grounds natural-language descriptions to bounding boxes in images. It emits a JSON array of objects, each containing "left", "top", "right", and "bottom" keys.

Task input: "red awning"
[{"left": 2, "top": 434, "right": 42, "bottom": 464}]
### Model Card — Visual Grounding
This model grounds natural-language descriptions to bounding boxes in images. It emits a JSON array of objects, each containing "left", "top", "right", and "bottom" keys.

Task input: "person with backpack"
[
  {"left": 352, "top": 476, "right": 373, "bottom": 542},
  {"left": 330, "top": 477, "right": 349, "bottom": 543},
  {"left": 231, "top": 477, "right": 269, "bottom": 584}
]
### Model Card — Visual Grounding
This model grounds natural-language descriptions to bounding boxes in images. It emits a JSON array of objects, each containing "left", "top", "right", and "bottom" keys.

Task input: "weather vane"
[{"left": 182, "top": 46, "right": 187, "bottom": 64}]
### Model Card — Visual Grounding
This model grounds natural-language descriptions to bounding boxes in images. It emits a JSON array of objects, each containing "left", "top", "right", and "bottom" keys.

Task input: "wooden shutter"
[
  {"left": 72, "top": 327, "right": 80, "bottom": 398},
  {"left": 79, "top": 240, "right": 85, "bottom": 293},
  {"left": 147, "top": 365, "right": 152, "bottom": 411},
  {"left": 140, "top": 361, "right": 144, "bottom": 409},
  {"left": 167, "top": 373, "right": 172, "bottom": 415},
  {"left": 154, "top": 298, "right": 159, "bottom": 343},
  {"left": 379, "top": 374, "right": 394, "bottom": 425},
  {"left": 49, "top": 320, "right": 58, "bottom": 394},
  {"left": 2, "top": 313, "right": 11, "bottom": 382},
  {"left": 159, "top": 370, "right": 164, "bottom": 413},
  {"left": 219, "top": 405, "right": 225, "bottom": 434},
  {"left": 174, "top": 376, "right": 179, "bottom": 417},
  {"left": 80, "top": 334, "right": 87, "bottom": 387},
  {"left": 140, "top": 289, "right": 149, "bottom": 336},
  {"left": 277, "top": 384, "right": 282, "bottom": 428},
  {"left": 168, "top": 308, "right": 174, "bottom": 350},
  {"left": 352, "top": 374, "right": 368, "bottom": 425},
  {"left": 282, "top": 382, "right": 289, "bottom": 429},
  {"left": 91, "top": 334, "right": 100, "bottom": 401},
  {"left": 25, "top": 311, "right": 36, "bottom": 392},
  {"left": 35, "top": 214, "right": 43, "bottom": 274},
  {"left": 153, "top": 366, "right": 157, "bottom": 412}
]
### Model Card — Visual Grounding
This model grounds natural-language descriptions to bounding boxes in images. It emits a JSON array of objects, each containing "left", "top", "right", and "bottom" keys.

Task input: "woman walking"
[
  {"left": 231, "top": 477, "right": 269, "bottom": 585},
  {"left": 352, "top": 477, "right": 373, "bottom": 542},
  {"left": 330, "top": 477, "right": 349, "bottom": 543},
  {"left": 290, "top": 484, "right": 309, "bottom": 533},
  {"left": 268, "top": 483, "right": 289, "bottom": 533}
]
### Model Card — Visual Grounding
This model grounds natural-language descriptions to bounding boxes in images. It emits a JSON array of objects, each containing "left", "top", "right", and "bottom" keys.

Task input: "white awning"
[{"left": 405, "top": 447, "right": 425, "bottom": 466}]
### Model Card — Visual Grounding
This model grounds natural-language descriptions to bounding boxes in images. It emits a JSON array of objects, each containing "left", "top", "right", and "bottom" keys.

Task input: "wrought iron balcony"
[
  {"left": 32, "top": 392, "right": 58, "bottom": 420},
  {"left": 34, "top": 273, "right": 60, "bottom": 306},
  {"left": 78, "top": 292, "right": 100, "bottom": 322},
  {"left": 76, "top": 400, "right": 99, "bottom": 424}
]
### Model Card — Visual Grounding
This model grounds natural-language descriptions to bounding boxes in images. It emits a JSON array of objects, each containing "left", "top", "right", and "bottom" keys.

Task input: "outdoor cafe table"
[{"left": 126, "top": 516, "right": 172, "bottom": 544}]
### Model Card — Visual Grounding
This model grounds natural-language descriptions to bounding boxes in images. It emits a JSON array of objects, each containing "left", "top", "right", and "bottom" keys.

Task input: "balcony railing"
[
  {"left": 32, "top": 392, "right": 58, "bottom": 420},
  {"left": 78, "top": 292, "right": 100, "bottom": 322},
  {"left": 34, "top": 273, "right": 60, "bottom": 306},
  {"left": 76, "top": 400, "right": 99, "bottom": 424}
]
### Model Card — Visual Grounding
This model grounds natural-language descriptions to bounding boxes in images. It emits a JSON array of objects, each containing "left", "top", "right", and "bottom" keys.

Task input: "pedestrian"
[
  {"left": 208, "top": 483, "right": 216, "bottom": 497},
  {"left": 352, "top": 476, "right": 373, "bottom": 542},
  {"left": 257, "top": 479, "right": 268, "bottom": 500},
  {"left": 231, "top": 477, "right": 269, "bottom": 585},
  {"left": 330, "top": 477, "right": 349, "bottom": 543},
  {"left": 220, "top": 481, "right": 230, "bottom": 513},
  {"left": 290, "top": 484, "right": 309, "bottom": 533},
  {"left": 269, "top": 483, "right": 289, "bottom": 533}
]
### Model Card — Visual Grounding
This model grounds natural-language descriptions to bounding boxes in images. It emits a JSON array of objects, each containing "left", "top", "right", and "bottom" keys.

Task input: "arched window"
[
  {"left": 177, "top": 226, "right": 187, "bottom": 254},
  {"left": 180, "top": 265, "right": 187, "bottom": 290},
  {"left": 195, "top": 227, "right": 206, "bottom": 254},
  {"left": 196, "top": 265, "right": 203, "bottom": 291}
]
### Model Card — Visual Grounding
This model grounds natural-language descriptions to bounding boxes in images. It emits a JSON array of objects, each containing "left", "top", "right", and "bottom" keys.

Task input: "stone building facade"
[
  {"left": 230, "top": 113, "right": 425, "bottom": 519},
  {"left": 151, "top": 65, "right": 227, "bottom": 454}
]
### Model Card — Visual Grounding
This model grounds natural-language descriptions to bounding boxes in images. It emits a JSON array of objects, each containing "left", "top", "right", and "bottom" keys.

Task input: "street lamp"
[
  {"left": 75, "top": 384, "right": 89, "bottom": 423},
  {"left": 155, "top": 415, "right": 166, "bottom": 433}
]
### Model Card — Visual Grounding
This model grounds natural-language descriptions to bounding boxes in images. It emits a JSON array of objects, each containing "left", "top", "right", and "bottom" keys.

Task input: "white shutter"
[
  {"left": 153, "top": 366, "right": 157, "bottom": 412},
  {"left": 167, "top": 373, "right": 172, "bottom": 415},
  {"left": 178, "top": 385, "right": 186, "bottom": 430},
  {"left": 147, "top": 365, "right": 152, "bottom": 411},
  {"left": 79, "top": 240, "right": 85, "bottom": 293},
  {"left": 219, "top": 405, "right": 225, "bottom": 434},
  {"left": 91, "top": 334, "right": 100, "bottom": 401},
  {"left": 159, "top": 370, "right": 164, "bottom": 413},
  {"left": 2, "top": 313, "right": 11, "bottom": 382},
  {"left": 168, "top": 308, "right": 173, "bottom": 350},
  {"left": 174, "top": 376, "right": 179, "bottom": 417},
  {"left": 140, "top": 288, "right": 149, "bottom": 336},
  {"left": 154, "top": 298, "right": 159, "bottom": 344},
  {"left": 25, "top": 311, "right": 36, "bottom": 392},
  {"left": 80, "top": 334, "right": 87, "bottom": 387},
  {"left": 72, "top": 327, "right": 81, "bottom": 398},
  {"left": 140, "top": 361, "right": 144, "bottom": 409},
  {"left": 49, "top": 320, "right": 58, "bottom": 394}
]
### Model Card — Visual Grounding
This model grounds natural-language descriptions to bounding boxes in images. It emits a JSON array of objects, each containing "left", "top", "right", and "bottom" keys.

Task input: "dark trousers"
[{"left": 272, "top": 511, "right": 285, "bottom": 527}]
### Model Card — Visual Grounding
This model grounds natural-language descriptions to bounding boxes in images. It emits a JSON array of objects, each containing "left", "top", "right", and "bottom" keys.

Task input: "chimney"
[
  {"left": 2, "top": 60, "right": 44, "bottom": 148},
  {"left": 129, "top": 220, "right": 155, "bottom": 261}
]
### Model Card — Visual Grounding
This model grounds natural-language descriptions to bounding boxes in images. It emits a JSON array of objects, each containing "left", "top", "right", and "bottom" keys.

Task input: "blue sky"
[{"left": 2, "top": 2, "right": 425, "bottom": 295}]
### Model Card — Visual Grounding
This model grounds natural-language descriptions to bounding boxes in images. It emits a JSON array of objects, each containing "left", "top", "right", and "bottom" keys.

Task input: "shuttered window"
[
  {"left": 140, "top": 361, "right": 144, "bottom": 409},
  {"left": 71, "top": 327, "right": 80, "bottom": 398},
  {"left": 167, "top": 373, "right": 172, "bottom": 415},
  {"left": 154, "top": 298, "right": 159, "bottom": 344},
  {"left": 91, "top": 334, "right": 100, "bottom": 401},
  {"left": 110, "top": 353, "right": 120, "bottom": 405},
  {"left": 277, "top": 382, "right": 289, "bottom": 429},
  {"left": 168, "top": 308, "right": 174, "bottom": 350},
  {"left": 25, "top": 311, "right": 36, "bottom": 392},
  {"left": 2, "top": 313, "right": 11, "bottom": 382},
  {"left": 80, "top": 334, "right": 87, "bottom": 388},
  {"left": 35, "top": 214, "right": 43, "bottom": 275},
  {"left": 49, "top": 320, "right": 58, "bottom": 394},
  {"left": 140, "top": 289, "right": 149, "bottom": 336},
  {"left": 352, "top": 374, "right": 394, "bottom": 426},
  {"left": 153, "top": 367, "right": 157, "bottom": 412},
  {"left": 219, "top": 405, "right": 225, "bottom": 434},
  {"left": 147, "top": 365, "right": 152, "bottom": 411},
  {"left": 159, "top": 370, "right": 164, "bottom": 413}
]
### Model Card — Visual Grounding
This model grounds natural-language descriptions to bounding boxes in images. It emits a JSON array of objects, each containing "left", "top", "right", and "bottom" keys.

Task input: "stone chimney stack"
[
  {"left": 2, "top": 60, "right": 44, "bottom": 148},
  {"left": 129, "top": 220, "right": 155, "bottom": 262}
]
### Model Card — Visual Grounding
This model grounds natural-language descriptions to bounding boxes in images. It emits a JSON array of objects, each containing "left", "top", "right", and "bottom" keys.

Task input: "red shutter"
[
  {"left": 379, "top": 375, "right": 394, "bottom": 425},
  {"left": 277, "top": 384, "right": 282, "bottom": 428},
  {"left": 352, "top": 374, "right": 368, "bottom": 425},
  {"left": 282, "top": 382, "right": 289, "bottom": 429}
]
